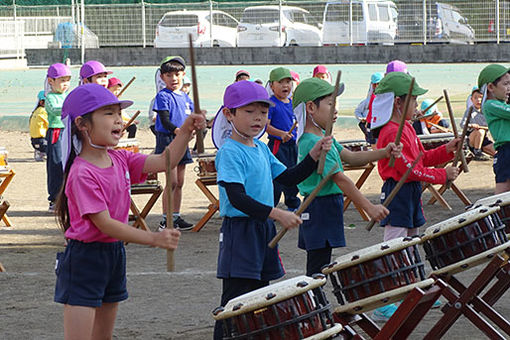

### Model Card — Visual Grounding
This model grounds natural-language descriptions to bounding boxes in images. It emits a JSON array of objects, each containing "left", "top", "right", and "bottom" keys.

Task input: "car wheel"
[{"left": 213, "top": 40, "right": 220, "bottom": 47}]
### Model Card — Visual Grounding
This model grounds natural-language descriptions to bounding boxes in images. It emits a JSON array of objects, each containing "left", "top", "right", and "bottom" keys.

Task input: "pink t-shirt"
[{"left": 64, "top": 149, "right": 148, "bottom": 242}]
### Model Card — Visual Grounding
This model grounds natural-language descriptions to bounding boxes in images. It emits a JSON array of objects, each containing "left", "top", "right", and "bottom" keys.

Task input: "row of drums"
[{"left": 212, "top": 192, "right": 510, "bottom": 339}]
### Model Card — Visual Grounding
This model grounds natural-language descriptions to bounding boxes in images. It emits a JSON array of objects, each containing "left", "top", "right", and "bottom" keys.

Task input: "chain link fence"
[{"left": 0, "top": 1, "right": 508, "bottom": 48}]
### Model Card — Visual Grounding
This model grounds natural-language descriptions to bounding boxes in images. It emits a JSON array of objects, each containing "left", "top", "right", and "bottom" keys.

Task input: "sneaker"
[
  {"left": 371, "top": 303, "right": 398, "bottom": 322},
  {"left": 158, "top": 219, "right": 167, "bottom": 232},
  {"left": 473, "top": 149, "right": 490, "bottom": 161},
  {"left": 48, "top": 202, "right": 56, "bottom": 212},
  {"left": 174, "top": 216, "right": 194, "bottom": 231},
  {"left": 34, "top": 150, "right": 44, "bottom": 162}
]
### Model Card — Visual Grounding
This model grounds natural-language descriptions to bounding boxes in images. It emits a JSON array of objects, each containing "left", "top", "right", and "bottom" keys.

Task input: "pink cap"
[
  {"left": 386, "top": 60, "right": 408, "bottom": 74},
  {"left": 313, "top": 65, "right": 328, "bottom": 76},
  {"left": 290, "top": 71, "right": 300, "bottom": 82},
  {"left": 108, "top": 77, "right": 123, "bottom": 88},
  {"left": 235, "top": 70, "right": 250, "bottom": 78}
]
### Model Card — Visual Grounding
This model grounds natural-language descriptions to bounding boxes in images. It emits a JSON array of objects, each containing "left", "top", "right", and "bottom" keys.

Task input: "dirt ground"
[{"left": 0, "top": 127, "right": 508, "bottom": 339}]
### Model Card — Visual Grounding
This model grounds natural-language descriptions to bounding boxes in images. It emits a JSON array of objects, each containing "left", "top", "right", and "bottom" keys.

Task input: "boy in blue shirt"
[
  {"left": 213, "top": 80, "right": 332, "bottom": 339},
  {"left": 266, "top": 67, "right": 300, "bottom": 210},
  {"left": 153, "top": 56, "right": 195, "bottom": 230}
]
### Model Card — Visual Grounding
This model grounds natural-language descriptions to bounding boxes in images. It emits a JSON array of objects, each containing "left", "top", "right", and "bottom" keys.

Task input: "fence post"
[
  {"left": 13, "top": 0, "right": 16, "bottom": 21},
  {"left": 141, "top": 0, "right": 146, "bottom": 48},
  {"left": 496, "top": 0, "right": 500, "bottom": 44},
  {"left": 349, "top": 0, "right": 352, "bottom": 46},
  {"left": 422, "top": 0, "right": 427, "bottom": 45},
  {"left": 210, "top": 0, "right": 213, "bottom": 47},
  {"left": 81, "top": 0, "right": 85, "bottom": 64}
]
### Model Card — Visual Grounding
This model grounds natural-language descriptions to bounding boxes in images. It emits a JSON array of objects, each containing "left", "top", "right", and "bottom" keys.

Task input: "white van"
[{"left": 322, "top": 0, "right": 398, "bottom": 45}]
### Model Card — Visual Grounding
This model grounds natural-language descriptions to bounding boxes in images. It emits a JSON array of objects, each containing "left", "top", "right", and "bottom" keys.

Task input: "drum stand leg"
[{"left": 425, "top": 251, "right": 510, "bottom": 340}]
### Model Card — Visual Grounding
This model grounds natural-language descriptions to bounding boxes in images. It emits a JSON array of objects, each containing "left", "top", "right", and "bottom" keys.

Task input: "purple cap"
[
  {"left": 80, "top": 60, "right": 112, "bottom": 80},
  {"left": 62, "top": 84, "right": 133, "bottom": 121},
  {"left": 386, "top": 60, "right": 408, "bottom": 74},
  {"left": 223, "top": 80, "right": 275, "bottom": 109},
  {"left": 47, "top": 63, "right": 71, "bottom": 78}
]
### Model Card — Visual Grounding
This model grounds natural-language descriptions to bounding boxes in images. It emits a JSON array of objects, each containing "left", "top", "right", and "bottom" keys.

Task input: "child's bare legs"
[
  {"left": 495, "top": 180, "right": 510, "bottom": 194},
  {"left": 383, "top": 225, "right": 418, "bottom": 241},
  {"left": 162, "top": 164, "right": 187, "bottom": 225},
  {"left": 64, "top": 302, "right": 119, "bottom": 340}
]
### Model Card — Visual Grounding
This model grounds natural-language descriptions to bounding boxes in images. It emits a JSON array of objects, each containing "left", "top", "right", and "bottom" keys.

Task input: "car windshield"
[
  {"left": 325, "top": 3, "right": 363, "bottom": 22},
  {"left": 241, "top": 9, "right": 279, "bottom": 24},
  {"left": 160, "top": 14, "right": 199, "bottom": 27}
]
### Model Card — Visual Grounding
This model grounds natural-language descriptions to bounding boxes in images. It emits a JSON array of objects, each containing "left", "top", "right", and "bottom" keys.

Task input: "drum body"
[
  {"left": 323, "top": 237, "right": 426, "bottom": 307},
  {"left": 418, "top": 133, "right": 454, "bottom": 150},
  {"left": 472, "top": 192, "right": 510, "bottom": 235},
  {"left": 196, "top": 157, "right": 216, "bottom": 177},
  {"left": 422, "top": 206, "right": 508, "bottom": 273},
  {"left": 212, "top": 275, "right": 342, "bottom": 340},
  {"left": 340, "top": 140, "right": 370, "bottom": 152},
  {"left": 115, "top": 138, "right": 139, "bottom": 153}
]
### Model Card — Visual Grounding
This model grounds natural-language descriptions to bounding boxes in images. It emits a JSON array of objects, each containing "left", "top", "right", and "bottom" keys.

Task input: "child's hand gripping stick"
[
  {"left": 389, "top": 77, "right": 415, "bottom": 167},
  {"left": 189, "top": 34, "right": 205, "bottom": 154},
  {"left": 444, "top": 89, "right": 469, "bottom": 172},
  {"left": 446, "top": 106, "right": 472, "bottom": 189},
  {"left": 366, "top": 152, "right": 423, "bottom": 231},
  {"left": 268, "top": 164, "right": 339, "bottom": 249},
  {"left": 317, "top": 71, "right": 341, "bottom": 175},
  {"left": 412, "top": 95, "right": 443, "bottom": 121}
]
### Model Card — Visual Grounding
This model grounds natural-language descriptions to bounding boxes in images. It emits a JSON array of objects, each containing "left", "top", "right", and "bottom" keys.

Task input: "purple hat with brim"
[
  {"left": 80, "top": 60, "right": 113, "bottom": 80},
  {"left": 386, "top": 60, "right": 408, "bottom": 74},
  {"left": 47, "top": 63, "right": 71, "bottom": 78},
  {"left": 223, "top": 80, "right": 275, "bottom": 109}
]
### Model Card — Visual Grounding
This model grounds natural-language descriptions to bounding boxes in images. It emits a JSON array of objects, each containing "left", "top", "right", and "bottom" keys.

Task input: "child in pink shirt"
[{"left": 54, "top": 84, "right": 206, "bottom": 338}]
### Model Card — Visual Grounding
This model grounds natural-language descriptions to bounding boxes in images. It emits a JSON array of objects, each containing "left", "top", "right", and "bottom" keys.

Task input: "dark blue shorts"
[
  {"left": 298, "top": 194, "right": 345, "bottom": 251},
  {"left": 155, "top": 131, "right": 193, "bottom": 165},
  {"left": 217, "top": 217, "right": 284, "bottom": 281},
  {"left": 54, "top": 240, "right": 128, "bottom": 307},
  {"left": 379, "top": 179, "right": 425, "bottom": 229},
  {"left": 494, "top": 143, "right": 510, "bottom": 183}
]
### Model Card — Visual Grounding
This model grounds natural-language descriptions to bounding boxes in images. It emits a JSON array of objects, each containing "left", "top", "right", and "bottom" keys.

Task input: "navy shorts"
[
  {"left": 298, "top": 194, "right": 345, "bottom": 251},
  {"left": 54, "top": 240, "right": 128, "bottom": 307},
  {"left": 217, "top": 217, "right": 284, "bottom": 282},
  {"left": 379, "top": 179, "right": 425, "bottom": 229},
  {"left": 155, "top": 131, "right": 193, "bottom": 165},
  {"left": 494, "top": 143, "right": 510, "bottom": 183}
]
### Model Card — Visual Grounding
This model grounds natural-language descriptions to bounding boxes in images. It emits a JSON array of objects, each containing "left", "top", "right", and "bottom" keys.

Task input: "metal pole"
[
  {"left": 349, "top": 0, "right": 352, "bottom": 46},
  {"left": 71, "top": 0, "right": 75, "bottom": 24},
  {"left": 13, "top": 0, "right": 16, "bottom": 21},
  {"left": 422, "top": 0, "right": 427, "bottom": 45},
  {"left": 209, "top": 0, "right": 213, "bottom": 47},
  {"left": 81, "top": 0, "right": 85, "bottom": 64},
  {"left": 496, "top": 0, "right": 500, "bottom": 44},
  {"left": 278, "top": 0, "right": 282, "bottom": 46},
  {"left": 141, "top": 0, "right": 146, "bottom": 48}
]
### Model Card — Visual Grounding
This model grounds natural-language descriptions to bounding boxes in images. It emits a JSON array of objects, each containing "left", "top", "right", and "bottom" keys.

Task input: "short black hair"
[
  {"left": 312, "top": 93, "right": 332, "bottom": 108},
  {"left": 492, "top": 71, "right": 510, "bottom": 86},
  {"left": 161, "top": 61, "right": 185, "bottom": 74}
]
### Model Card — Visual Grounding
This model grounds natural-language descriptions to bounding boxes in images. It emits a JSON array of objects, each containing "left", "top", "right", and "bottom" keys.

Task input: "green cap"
[
  {"left": 292, "top": 77, "right": 345, "bottom": 109},
  {"left": 477, "top": 64, "right": 509, "bottom": 88},
  {"left": 269, "top": 67, "right": 292, "bottom": 82},
  {"left": 375, "top": 72, "right": 427, "bottom": 97},
  {"left": 160, "top": 55, "right": 186, "bottom": 68}
]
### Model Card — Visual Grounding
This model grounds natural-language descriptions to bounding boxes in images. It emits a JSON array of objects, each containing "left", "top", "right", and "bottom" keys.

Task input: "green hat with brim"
[
  {"left": 269, "top": 67, "right": 292, "bottom": 82},
  {"left": 375, "top": 72, "right": 427, "bottom": 97},
  {"left": 477, "top": 64, "right": 509, "bottom": 89},
  {"left": 292, "top": 77, "right": 345, "bottom": 109},
  {"left": 160, "top": 55, "right": 186, "bottom": 69}
]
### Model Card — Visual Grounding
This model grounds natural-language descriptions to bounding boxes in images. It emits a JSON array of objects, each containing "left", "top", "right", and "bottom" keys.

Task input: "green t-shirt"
[
  {"left": 297, "top": 132, "right": 344, "bottom": 197},
  {"left": 46, "top": 92, "right": 67, "bottom": 128},
  {"left": 483, "top": 99, "right": 510, "bottom": 149}
]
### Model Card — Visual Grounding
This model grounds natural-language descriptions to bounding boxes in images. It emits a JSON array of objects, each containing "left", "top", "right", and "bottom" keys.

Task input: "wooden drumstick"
[
  {"left": 389, "top": 78, "right": 415, "bottom": 167},
  {"left": 366, "top": 152, "right": 423, "bottom": 231},
  {"left": 268, "top": 164, "right": 339, "bottom": 249},
  {"left": 116, "top": 76, "right": 136, "bottom": 98},
  {"left": 412, "top": 95, "right": 443, "bottom": 121},
  {"left": 189, "top": 34, "right": 205, "bottom": 154},
  {"left": 121, "top": 110, "right": 141, "bottom": 133},
  {"left": 446, "top": 108, "right": 472, "bottom": 188},
  {"left": 165, "top": 148, "right": 175, "bottom": 272},
  {"left": 288, "top": 121, "right": 298, "bottom": 134},
  {"left": 318, "top": 71, "right": 341, "bottom": 175},
  {"left": 469, "top": 124, "right": 488, "bottom": 130},
  {"left": 428, "top": 121, "right": 451, "bottom": 133},
  {"left": 444, "top": 89, "right": 468, "bottom": 172}
]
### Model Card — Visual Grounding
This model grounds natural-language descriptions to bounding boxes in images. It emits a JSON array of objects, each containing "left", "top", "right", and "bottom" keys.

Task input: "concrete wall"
[{"left": 26, "top": 43, "right": 510, "bottom": 67}]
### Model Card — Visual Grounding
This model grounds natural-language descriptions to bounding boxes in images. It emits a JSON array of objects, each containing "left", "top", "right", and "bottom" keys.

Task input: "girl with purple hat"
[
  {"left": 45, "top": 62, "right": 71, "bottom": 211},
  {"left": 54, "top": 84, "right": 206, "bottom": 338},
  {"left": 79, "top": 60, "right": 112, "bottom": 87}
]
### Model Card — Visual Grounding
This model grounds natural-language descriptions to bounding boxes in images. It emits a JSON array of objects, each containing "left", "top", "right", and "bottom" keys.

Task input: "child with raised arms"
[
  {"left": 478, "top": 64, "right": 510, "bottom": 193},
  {"left": 293, "top": 77, "right": 398, "bottom": 277},
  {"left": 212, "top": 80, "right": 332, "bottom": 339},
  {"left": 45, "top": 63, "right": 72, "bottom": 211},
  {"left": 54, "top": 84, "right": 205, "bottom": 339}
]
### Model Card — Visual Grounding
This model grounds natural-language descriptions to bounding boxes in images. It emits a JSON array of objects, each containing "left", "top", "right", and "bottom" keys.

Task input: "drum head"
[{"left": 473, "top": 192, "right": 510, "bottom": 209}]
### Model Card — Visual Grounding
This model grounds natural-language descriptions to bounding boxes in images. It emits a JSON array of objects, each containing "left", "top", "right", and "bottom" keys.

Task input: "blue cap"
[
  {"left": 371, "top": 72, "right": 384, "bottom": 84},
  {"left": 37, "top": 90, "right": 46, "bottom": 101},
  {"left": 420, "top": 99, "right": 437, "bottom": 116}
]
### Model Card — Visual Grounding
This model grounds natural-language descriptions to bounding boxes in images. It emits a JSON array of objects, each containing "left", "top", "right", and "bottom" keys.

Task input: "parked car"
[
  {"left": 397, "top": 2, "right": 474, "bottom": 43},
  {"left": 322, "top": 0, "right": 398, "bottom": 45},
  {"left": 154, "top": 10, "right": 238, "bottom": 48},
  {"left": 237, "top": 5, "right": 322, "bottom": 47}
]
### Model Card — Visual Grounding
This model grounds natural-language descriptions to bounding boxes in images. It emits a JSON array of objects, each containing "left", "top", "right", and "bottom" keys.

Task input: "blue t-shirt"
[
  {"left": 267, "top": 95, "right": 296, "bottom": 142},
  {"left": 216, "top": 138, "right": 286, "bottom": 217},
  {"left": 153, "top": 88, "right": 193, "bottom": 134}
]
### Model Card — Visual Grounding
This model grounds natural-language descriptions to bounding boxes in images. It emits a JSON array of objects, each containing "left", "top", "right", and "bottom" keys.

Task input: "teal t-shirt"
[
  {"left": 46, "top": 92, "right": 67, "bottom": 129},
  {"left": 483, "top": 99, "right": 510, "bottom": 149},
  {"left": 216, "top": 138, "right": 286, "bottom": 217},
  {"left": 297, "top": 133, "right": 343, "bottom": 197}
]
